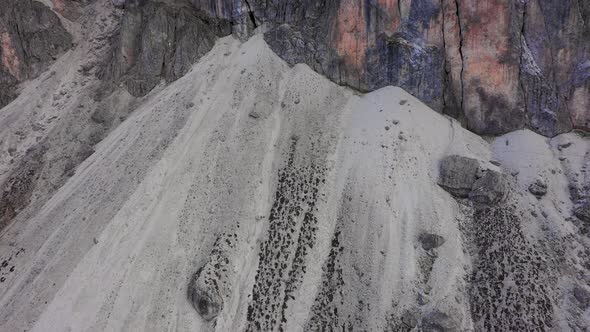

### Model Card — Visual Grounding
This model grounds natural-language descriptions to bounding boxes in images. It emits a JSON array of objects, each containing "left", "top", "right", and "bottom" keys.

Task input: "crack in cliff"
[
  {"left": 454, "top": 0, "right": 465, "bottom": 114},
  {"left": 441, "top": 0, "right": 448, "bottom": 114},
  {"left": 519, "top": 1, "right": 528, "bottom": 122},
  {"left": 577, "top": 0, "right": 586, "bottom": 28},
  {"left": 244, "top": 0, "right": 258, "bottom": 28}
]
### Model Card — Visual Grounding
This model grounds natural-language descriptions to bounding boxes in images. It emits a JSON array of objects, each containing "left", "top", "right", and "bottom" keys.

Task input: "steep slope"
[
  {"left": 0, "top": 33, "right": 588, "bottom": 331},
  {"left": 0, "top": 0, "right": 127, "bottom": 231}
]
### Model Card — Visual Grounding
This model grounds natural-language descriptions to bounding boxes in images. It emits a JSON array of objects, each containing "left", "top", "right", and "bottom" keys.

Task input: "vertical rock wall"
[
  {"left": 186, "top": 0, "right": 589, "bottom": 136},
  {"left": 0, "top": 0, "right": 588, "bottom": 135},
  {"left": 0, "top": 0, "right": 72, "bottom": 108},
  {"left": 98, "top": 0, "right": 232, "bottom": 96}
]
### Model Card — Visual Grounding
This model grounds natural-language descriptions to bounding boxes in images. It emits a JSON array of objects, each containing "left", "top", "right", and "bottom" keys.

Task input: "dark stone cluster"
[
  {"left": 468, "top": 206, "right": 556, "bottom": 331},
  {"left": 0, "top": 143, "right": 48, "bottom": 230},
  {"left": 246, "top": 139, "right": 326, "bottom": 332},
  {"left": 305, "top": 228, "right": 346, "bottom": 331},
  {"left": 0, "top": 247, "right": 24, "bottom": 284}
]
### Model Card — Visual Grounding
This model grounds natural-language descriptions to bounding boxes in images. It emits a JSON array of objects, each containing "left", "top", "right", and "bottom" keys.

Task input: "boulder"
[
  {"left": 528, "top": 178, "right": 548, "bottom": 198},
  {"left": 437, "top": 155, "right": 480, "bottom": 198},
  {"left": 421, "top": 310, "right": 459, "bottom": 332},
  {"left": 187, "top": 266, "right": 223, "bottom": 321},
  {"left": 469, "top": 170, "right": 510, "bottom": 205},
  {"left": 400, "top": 309, "right": 419, "bottom": 329},
  {"left": 418, "top": 233, "right": 446, "bottom": 251}
]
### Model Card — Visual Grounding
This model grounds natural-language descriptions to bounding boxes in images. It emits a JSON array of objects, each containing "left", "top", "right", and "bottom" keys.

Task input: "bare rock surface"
[
  {"left": 0, "top": 33, "right": 587, "bottom": 331},
  {"left": 98, "top": 0, "right": 231, "bottom": 97},
  {"left": 177, "top": 0, "right": 590, "bottom": 136},
  {"left": 0, "top": 0, "right": 133, "bottom": 232},
  {"left": 0, "top": 0, "right": 73, "bottom": 108},
  {"left": 3, "top": 0, "right": 588, "bottom": 137}
]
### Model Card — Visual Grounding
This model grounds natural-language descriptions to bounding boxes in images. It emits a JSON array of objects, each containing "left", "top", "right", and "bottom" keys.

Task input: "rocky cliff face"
[
  {"left": 2, "top": 0, "right": 587, "bottom": 136},
  {"left": 0, "top": 33, "right": 588, "bottom": 331},
  {"left": 98, "top": 0, "right": 232, "bottom": 96},
  {"left": 0, "top": 1, "right": 589, "bottom": 331},
  {"left": 180, "top": 0, "right": 590, "bottom": 136},
  {"left": 0, "top": 0, "right": 72, "bottom": 108}
]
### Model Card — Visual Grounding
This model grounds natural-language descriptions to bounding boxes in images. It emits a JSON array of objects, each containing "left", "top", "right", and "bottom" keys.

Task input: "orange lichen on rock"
[
  {"left": 442, "top": 0, "right": 463, "bottom": 108},
  {"left": 423, "top": 12, "right": 443, "bottom": 46},
  {"left": 1, "top": 31, "right": 21, "bottom": 80},
  {"left": 462, "top": 0, "right": 513, "bottom": 88},
  {"left": 332, "top": 0, "right": 368, "bottom": 76},
  {"left": 51, "top": 0, "right": 68, "bottom": 16},
  {"left": 468, "top": 57, "right": 513, "bottom": 89},
  {"left": 377, "top": 0, "right": 402, "bottom": 33},
  {"left": 51, "top": 0, "right": 80, "bottom": 20},
  {"left": 461, "top": 0, "right": 520, "bottom": 104}
]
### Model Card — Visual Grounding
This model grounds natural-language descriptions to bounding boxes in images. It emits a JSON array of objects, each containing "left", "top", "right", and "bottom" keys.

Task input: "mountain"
[
  {"left": 3, "top": 0, "right": 589, "bottom": 135},
  {"left": 0, "top": 1, "right": 589, "bottom": 331}
]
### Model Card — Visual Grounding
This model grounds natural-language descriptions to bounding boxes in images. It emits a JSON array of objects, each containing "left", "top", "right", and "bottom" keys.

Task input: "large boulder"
[
  {"left": 421, "top": 310, "right": 460, "bottom": 332},
  {"left": 528, "top": 178, "right": 548, "bottom": 198},
  {"left": 469, "top": 170, "right": 511, "bottom": 205},
  {"left": 418, "top": 233, "right": 446, "bottom": 251},
  {"left": 187, "top": 266, "right": 223, "bottom": 321},
  {"left": 437, "top": 155, "right": 480, "bottom": 198}
]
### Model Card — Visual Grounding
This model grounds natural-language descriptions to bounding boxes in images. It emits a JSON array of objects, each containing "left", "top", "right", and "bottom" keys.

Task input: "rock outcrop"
[
  {"left": 0, "top": 0, "right": 72, "bottom": 108},
  {"left": 98, "top": 0, "right": 231, "bottom": 97}
]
